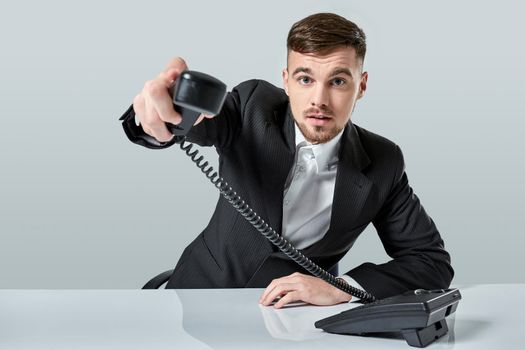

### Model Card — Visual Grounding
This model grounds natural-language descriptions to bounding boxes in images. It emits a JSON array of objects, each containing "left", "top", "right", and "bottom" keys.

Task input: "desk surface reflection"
[{"left": 0, "top": 284, "right": 522, "bottom": 349}]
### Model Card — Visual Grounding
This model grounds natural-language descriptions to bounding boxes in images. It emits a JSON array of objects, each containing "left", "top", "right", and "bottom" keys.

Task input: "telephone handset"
[
  {"left": 165, "top": 70, "right": 461, "bottom": 347},
  {"left": 166, "top": 71, "right": 227, "bottom": 136}
]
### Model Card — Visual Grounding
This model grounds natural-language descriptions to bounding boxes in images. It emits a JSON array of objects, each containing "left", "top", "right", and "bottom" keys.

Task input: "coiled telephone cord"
[{"left": 178, "top": 138, "right": 377, "bottom": 303}]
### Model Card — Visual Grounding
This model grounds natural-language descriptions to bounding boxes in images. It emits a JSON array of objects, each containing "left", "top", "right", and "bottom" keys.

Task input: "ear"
[
  {"left": 357, "top": 71, "right": 368, "bottom": 100},
  {"left": 282, "top": 68, "right": 289, "bottom": 95}
]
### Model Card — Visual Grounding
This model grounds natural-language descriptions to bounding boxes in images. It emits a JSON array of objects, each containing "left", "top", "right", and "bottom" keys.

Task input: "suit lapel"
[
  {"left": 259, "top": 105, "right": 295, "bottom": 234},
  {"left": 280, "top": 105, "right": 296, "bottom": 152},
  {"left": 330, "top": 122, "right": 372, "bottom": 229}
]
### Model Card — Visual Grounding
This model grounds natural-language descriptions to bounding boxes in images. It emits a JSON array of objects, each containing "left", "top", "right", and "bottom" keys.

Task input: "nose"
[{"left": 310, "top": 84, "right": 329, "bottom": 108}]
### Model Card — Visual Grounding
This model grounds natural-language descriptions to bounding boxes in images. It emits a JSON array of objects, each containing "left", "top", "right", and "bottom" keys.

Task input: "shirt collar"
[{"left": 294, "top": 123, "right": 343, "bottom": 171}]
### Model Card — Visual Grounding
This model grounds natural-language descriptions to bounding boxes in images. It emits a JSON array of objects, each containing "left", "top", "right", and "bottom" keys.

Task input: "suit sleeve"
[
  {"left": 118, "top": 80, "right": 259, "bottom": 150},
  {"left": 346, "top": 145, "right": 454, "bottom": 299}
]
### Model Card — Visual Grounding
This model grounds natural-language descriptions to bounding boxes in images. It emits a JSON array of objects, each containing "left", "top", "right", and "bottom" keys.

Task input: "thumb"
[
  {"left": 165, "top": 57, "right": 188, "bottom": 72},
  {"left": 160, "top": 57, "right": 188, "bottom": 87},
  {"left": 158, "top": 68, "right": 182, "bottom": 89}
]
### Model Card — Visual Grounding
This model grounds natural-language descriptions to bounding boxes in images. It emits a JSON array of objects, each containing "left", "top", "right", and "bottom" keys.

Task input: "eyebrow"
[
  {"left": 292, "top": 67, "right": 312, "bottom": 76},
  {"left": 330, "top": 67, "right": 353, "bottom": 78},
  {"left": 291, "top": 67, "right": 353, "bottom": 78}
]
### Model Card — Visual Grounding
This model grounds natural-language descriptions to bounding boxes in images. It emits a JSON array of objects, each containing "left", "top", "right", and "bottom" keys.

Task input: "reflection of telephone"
[{"left": 166, "top": 70, "right": 461, "bottom": 347}]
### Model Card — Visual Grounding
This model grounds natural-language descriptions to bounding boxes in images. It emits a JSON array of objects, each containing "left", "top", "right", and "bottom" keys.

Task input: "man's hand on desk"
[{"left": 259, "top": 272, "right": 352, "bottom": 309}]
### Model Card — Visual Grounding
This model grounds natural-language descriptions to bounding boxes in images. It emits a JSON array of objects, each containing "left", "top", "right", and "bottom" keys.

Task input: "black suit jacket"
[{"left": 120, "top": 79, "right": 453, "bottom": 299}]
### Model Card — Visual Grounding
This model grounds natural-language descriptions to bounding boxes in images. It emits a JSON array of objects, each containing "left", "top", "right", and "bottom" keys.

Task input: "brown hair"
[{"left": 287, "top": 13, "right": 366, "bottom": 63}]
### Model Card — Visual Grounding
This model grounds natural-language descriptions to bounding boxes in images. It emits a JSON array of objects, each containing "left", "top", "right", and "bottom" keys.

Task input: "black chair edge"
[
  {"left": 142, "top": 264, "right": 338, "bottom": 289},
  {"left": 142, "top": 269, "right": 174, "bottom": 289}
]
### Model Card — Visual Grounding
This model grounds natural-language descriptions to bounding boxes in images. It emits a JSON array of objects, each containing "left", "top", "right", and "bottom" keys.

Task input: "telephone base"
[
  {"left": 315, "top": 288, "right": 461, "bottom": 348},
  {"left": 402, "top": 319, "right": 448, "bottom": 347}
]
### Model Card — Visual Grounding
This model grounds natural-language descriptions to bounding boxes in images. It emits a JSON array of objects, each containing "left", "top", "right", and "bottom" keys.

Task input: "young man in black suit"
[{"left": 120, "top": 13, "right": 454, "bottom": 308}]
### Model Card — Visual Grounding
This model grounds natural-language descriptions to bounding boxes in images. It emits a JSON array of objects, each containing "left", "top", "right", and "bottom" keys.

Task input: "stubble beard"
[{"left": 296, "top": 121, "right": 343, "bottom": 144}]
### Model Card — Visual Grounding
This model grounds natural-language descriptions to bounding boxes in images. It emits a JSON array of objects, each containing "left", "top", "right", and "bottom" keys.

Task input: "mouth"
[{"left": 306, "top": 114, "right": 332, "bottom": 126}]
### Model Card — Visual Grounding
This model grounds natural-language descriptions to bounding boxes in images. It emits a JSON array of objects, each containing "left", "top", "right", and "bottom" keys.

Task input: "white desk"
[{"left": 0, "top": 284, "right": 522, "bottom": 349}]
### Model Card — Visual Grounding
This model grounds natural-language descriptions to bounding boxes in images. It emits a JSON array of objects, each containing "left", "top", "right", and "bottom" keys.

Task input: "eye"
[
  {"left": 297, "top": 76, "right": 312, "bottom": 85},
  {"left": 331, "top": 77, "right": 347, "bottom": 86}
]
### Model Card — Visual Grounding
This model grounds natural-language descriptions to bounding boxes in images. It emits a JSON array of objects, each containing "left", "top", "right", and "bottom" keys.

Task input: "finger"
[
  {"left": 141, "top": 124, "right": 154, "bottom": 137},
  {"left": 144, "top": 96, "right": 173, "bottom": 142},
  {"left": 259, "top": 273, "right": 303, "bottom": 303},
  {"left": 194, "top": 114, "right": 206, "bottom": 126},
  {"left": 164, "top": 57, "right": 188, "bottom": 73},
  {"left": 259, "top": 279, "right": 278, "bottom": 303},
  {"left": 259, "top": 278, "right": 284, "bottom": 303},
  {"left": 150, "top": 123, "right": 173, "bottom": 143},
  {"left": 260, "top": 283, "right": 297, "bottom": 306},
  {"left": 259, "top": 284, "right": 277, "bottom": 305},
  {"left": 194, "top": 113, "right": 215, "bottom": 126},
  {"left": 135, "top": 96, "right": 158, "bottom": 139},
  {"left": 132, "top": 94, "right": 145, "bottom": 125},
  {"left": 157, "top": 68, "right": 180, "bottom": 88},
  {"left": 274, "top": 291, "right": 300, "bottom": 309},
  {"left": 150, "top": 89, "right": 182, "bottom": 126},
  {"left": 144, "top": 79, "right": 182, "bottom": 126}
]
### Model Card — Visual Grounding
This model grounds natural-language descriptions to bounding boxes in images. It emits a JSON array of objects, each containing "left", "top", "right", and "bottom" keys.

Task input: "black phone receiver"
[{"left": 166, "top": 70, "right": 227, "bottom": 136}]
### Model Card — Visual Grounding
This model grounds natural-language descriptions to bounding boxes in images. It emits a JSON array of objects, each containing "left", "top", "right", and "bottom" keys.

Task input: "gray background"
[{"left": 1, "top": 0, "right": 523, "bottom": 288}]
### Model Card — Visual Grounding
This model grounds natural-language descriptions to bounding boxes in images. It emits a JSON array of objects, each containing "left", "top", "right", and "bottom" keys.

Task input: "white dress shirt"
[
  {"left": 282, "top": 124, "right": 342, "bottom": 249},
  {"left": 282, "top": 123, "right": 364, "bottom": 295}
]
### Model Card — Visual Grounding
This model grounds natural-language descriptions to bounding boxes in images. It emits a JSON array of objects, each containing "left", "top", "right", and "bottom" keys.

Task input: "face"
[{"left": 282, "top": 46, "right": 368, "bottom": 144}]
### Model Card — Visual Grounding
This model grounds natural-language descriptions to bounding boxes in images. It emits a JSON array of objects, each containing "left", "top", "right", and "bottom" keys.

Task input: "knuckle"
[
  {"left": 149, "top": 122, "right": 165, "bottom": 134},
  {"left": 144, "top": 80, "right": 155, "bottom": 91},
  {"left": 147, "top": 82, "right": 165, "bottom": 98},
  {"left": 274, "top": 285, "right": 284, "bottom": 293},
  {"left": 161, "top": 69, "right": 174, "bottom": 80},
  {"left": 160, "top": 107, "right": 178, "bottom": 123},
  {"left": 142, "top": 112, "right": 157, "bottom": 126}
]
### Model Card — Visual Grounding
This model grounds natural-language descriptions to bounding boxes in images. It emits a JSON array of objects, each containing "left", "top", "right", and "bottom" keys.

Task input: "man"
[{"left": 120, "top": 13, "right": 453, "bottom": 308}]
